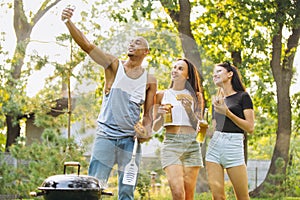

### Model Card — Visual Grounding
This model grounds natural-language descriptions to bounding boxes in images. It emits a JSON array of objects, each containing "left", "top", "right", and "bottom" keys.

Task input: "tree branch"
[
  {"left": 32, "top": 0, "right": 63, "bottom": 25},
  {"left": 14, "top": 0, "right": 31, "bottom": 40},
  {"left": 160, "top": 0, "right": 179, "bottom": 23}
]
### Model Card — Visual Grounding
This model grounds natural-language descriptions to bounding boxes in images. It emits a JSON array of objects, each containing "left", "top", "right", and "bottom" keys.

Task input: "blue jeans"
[{"left": 88, "top": 135, "right": 141, "bottom": 200}]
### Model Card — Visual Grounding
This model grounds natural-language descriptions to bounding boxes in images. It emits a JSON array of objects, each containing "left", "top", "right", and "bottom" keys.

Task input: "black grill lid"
[{"left": 38, "top": 162, "right": 101, "bottom": 191}]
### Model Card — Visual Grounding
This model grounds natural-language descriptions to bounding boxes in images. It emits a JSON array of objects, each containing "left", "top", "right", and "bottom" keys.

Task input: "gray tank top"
[{"left": 96, "top": 60, "right": 148, "bottom": 138}]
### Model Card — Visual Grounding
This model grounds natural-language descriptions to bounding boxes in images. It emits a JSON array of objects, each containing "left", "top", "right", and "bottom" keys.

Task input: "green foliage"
[
  {"left": 286, "top": 124, "right": 300, "bottom": 197},
  {"left": 248, "top": 134, "right": 275, "bottom": 160},
  {"left": 1, "top": 70, "right": 29, "bottom": 117},
  {"left": 0, "top": 132, "right": 88, "bottom": 198},
  {"left": 153, "top": 129, "right": 165, "bottom": 143},
  {"left": 256, "top": 152, "right": 300, "bottom": 198},
  {"left": 259, "top": 157, "right": 286, "bottom": 198},
  {"left": 136, "top": 171, "right": 151, "bottom": 199},
  {"left": 0, "top": 132, "right": 5, "bottom": 152},
  {"left": 292, "top": 92, "right": 300, "bottom": 134}
]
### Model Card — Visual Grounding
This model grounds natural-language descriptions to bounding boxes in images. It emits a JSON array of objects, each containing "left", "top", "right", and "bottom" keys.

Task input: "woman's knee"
[
  {"left": 212, "top": 194, "right": 226, "bottom": 200},
  {"left": 171, "top": 188, "right": 185, "bottom": 200}
]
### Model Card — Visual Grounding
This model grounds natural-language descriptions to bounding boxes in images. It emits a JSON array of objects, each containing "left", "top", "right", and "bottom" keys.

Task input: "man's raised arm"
[{"left": 61, "top": 7, "right": 117, "bottom": 69}]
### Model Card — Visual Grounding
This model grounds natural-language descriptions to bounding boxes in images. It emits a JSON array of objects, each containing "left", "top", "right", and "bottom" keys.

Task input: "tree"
[
  {"left": 196, "top": 0, "right": 300, "bottom": 196},
  {"left": 4, "top": 0, "right": 63, "bottom": 151},
  {"left": 250, "top": 0, "right": 300, "bottom": 196}
]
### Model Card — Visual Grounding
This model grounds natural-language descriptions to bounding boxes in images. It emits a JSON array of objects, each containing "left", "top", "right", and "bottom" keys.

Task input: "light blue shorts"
[
  {"left": 161, "top": 133, "right": 203, "bottom": 169},
  {"left": 206, "top": 131, "right": 245, "bottom": 168}
]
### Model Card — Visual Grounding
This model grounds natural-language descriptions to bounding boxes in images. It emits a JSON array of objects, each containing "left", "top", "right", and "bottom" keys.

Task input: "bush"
[{"left": 0, "top": 131, "right": 88, "bottom": 199}]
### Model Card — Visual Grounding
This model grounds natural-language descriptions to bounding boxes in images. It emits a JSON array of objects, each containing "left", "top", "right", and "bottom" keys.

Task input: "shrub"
[{"left": 0, "top": 131, "right": 88, "bottom": 199}]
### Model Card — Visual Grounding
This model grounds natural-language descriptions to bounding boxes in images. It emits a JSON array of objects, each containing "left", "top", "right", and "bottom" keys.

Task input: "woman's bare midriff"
[{"left": 165, "top": 125, "right": 196, "bottom": 134}]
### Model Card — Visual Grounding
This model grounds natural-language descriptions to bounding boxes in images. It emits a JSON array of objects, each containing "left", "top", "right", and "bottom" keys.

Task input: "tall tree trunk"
[
  {"left": 5, "top": 0, "right": 62, "bottom": 151},
  {"left": 5, "top": 0, "right": 32, "bottom": 150},
  {"left": 5, "top": 115, "right": 21, "bottom": 152},
  {"left": 177, "top": 0, "right": 203, "bottom": 74},
  {"left": 250, "top": 15, "right": 300, "bottom": 197}
]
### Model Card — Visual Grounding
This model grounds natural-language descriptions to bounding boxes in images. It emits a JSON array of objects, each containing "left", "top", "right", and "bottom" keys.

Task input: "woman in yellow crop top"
[{"left": 153, "top": 58, "right": 204, "bottom": 200}]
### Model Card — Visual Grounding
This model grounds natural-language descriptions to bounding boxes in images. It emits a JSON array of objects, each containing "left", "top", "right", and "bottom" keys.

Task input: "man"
[{"left": 62, "top": 6, "right": 156, "bottom": 200}]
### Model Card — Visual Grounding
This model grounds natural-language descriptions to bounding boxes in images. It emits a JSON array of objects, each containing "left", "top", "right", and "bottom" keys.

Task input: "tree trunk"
[
  {"left": 5, "top": 115, "right": 21, "bottom": 152},
  {"left": 5, "top": 0, "right": 62, "bottom": 151},
  {"left": 250, "top": 17, "right": 300, "bottom": 197},
  {"left": 177, "top": 0, "right": 203, "bottom": 75}
]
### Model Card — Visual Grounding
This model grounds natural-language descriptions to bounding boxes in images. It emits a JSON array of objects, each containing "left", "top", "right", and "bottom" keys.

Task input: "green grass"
[{"left": 100, "top": 192, "right": 300, "bottom": 200}]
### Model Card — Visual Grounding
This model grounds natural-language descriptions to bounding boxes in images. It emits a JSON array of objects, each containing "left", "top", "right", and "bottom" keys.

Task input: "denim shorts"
[
  {"left": 206, "top": 131, "right": 245, "bottom": 168},
  {"left": 161, "top": 133, "right": 203, "bottom": 169}
]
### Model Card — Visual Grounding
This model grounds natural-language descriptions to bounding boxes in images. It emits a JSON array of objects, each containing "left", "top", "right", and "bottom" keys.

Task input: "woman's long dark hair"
[
  {"left": 170, "top": 58, "right": 204, "bottom": 114},
  {"left": 217, "top": 61, "right": 245, "bottom": 92}
]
